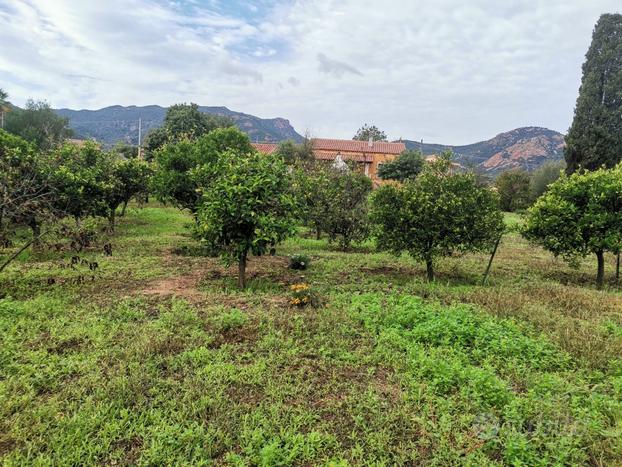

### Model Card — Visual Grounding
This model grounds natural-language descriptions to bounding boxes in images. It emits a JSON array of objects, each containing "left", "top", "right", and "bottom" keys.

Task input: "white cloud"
[{"left": 1, "top": 0, "right": 620, "bottom": 143}]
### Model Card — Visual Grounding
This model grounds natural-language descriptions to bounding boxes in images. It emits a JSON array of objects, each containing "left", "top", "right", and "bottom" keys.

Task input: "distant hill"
[
  {"left": 402, "top": 127, "right": 565, "bottom": 174},
  {"left": 55, "top": 105, "right": 303, "bottom": 146}
]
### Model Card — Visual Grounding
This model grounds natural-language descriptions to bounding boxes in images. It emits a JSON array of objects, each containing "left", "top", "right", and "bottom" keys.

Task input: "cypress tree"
[{"left": 565, "top": 14, "right": 622, "bottom": 173}]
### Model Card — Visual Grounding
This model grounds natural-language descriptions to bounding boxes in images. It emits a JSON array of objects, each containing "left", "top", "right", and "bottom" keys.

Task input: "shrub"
[{"left": 289, "top": 254, "right": 310, "bottom": 270}]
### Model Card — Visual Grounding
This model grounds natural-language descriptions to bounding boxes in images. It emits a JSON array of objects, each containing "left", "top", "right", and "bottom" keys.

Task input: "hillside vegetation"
[
  {"left": 1, "top": 206, "right": 620, "bottom": 465},
  {"left": 55, "top": 105, "right": 303, "bottom": 146}
]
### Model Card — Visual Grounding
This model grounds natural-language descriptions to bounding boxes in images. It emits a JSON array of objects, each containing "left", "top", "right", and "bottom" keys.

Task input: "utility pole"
[{"left": 138, "top": 118, "right": 142, "bottom": 158}]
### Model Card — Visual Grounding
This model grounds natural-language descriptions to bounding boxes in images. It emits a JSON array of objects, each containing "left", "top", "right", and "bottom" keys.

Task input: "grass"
[{"left": 1, "top": 205, "right": 621, "bottom": 465}]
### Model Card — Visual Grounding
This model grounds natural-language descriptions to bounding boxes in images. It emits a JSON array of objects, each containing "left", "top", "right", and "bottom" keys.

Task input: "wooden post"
[{"left": 482, "top": 234, "right": 502, "bottom": 285}]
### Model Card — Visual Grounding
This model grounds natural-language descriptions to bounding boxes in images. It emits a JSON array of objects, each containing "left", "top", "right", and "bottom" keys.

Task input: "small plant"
[
  {"left": 289, "top": 254, "right": 310, "bottom": 270},
  {"left": 215, "top": 308, "right": 247, "bottom": 332},
  {"left": 289, "top": 283, "right": 316, "bottom": 307}
]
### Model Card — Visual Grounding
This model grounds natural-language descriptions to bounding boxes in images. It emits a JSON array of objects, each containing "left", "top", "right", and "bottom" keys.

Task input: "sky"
[{"left": 0, "top": 0, "right": 620, "bottom": 144}]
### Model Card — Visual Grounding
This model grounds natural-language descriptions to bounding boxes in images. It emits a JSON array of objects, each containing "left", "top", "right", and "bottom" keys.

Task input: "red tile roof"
[
  {"left": 252, "top": 143, "right": 279, "bottom": 154},
  {"left": 253, "top": 139, "right": 405, "bottom": 156},
  {"left": 312, "top": 138, "right": 405, "bottom": 154}
]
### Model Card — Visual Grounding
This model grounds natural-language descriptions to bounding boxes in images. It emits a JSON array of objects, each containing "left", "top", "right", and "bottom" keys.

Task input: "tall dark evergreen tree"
[{"left": 565, "top": 14, "right": 622, "bottom": 173}]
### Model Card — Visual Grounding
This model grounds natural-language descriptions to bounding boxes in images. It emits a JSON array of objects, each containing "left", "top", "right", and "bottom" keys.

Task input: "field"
[{"left": 1, "top": 205, "right": 621, "bottom": 465}]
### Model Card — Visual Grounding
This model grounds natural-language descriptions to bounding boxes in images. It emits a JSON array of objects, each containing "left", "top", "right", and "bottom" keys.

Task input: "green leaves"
[
  {"left": 522, "top": 164, "right": 622, "bottom": 286},
  {"left": 195, "top": 149, "right": 297, "bottom": 268},
  {"left": 371, "top": 160, "right": 504, "bottom": 279},
  {"left": 292, "top": 163, "right": 372, "bottom": 249},
  {"left": 495, "top": 169, "right": 531, "bottom": 212},
  {"left": 378, "top": 149, "right": 424, "bottom": 182},
  {"left": 152, "top": 128, "right": 255, "bottom": 214}
]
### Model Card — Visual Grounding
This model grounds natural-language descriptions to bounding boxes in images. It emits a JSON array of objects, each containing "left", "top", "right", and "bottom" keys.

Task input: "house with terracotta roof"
[{"left": 252, "top": 138, "right": 405, "bottom": 185}]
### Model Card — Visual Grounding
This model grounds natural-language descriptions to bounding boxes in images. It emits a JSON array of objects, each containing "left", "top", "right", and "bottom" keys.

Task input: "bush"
[{"left": 289, "top": 254, "right": 310, "bottom": 270}]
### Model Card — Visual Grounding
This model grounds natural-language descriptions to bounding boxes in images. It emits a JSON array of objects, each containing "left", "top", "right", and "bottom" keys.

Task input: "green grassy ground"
[{"left": 1, "top": 206, "right": 621, "bottom": 465}]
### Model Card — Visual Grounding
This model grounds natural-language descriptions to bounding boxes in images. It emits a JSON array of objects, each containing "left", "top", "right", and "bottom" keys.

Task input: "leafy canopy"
[
  {"left": 143, "top": 103, "right": 234, "bottom": 158},
  {"left": 275, "top": 138, "right": 314, "bottom": 164},
  {"left": 0, "top": 129, "right": 53, "bottom": 235},
  {"left": 48, "top": 141, "right": 114, "bottom": 221},
  {"left": 5, "top": 100, "right": 73, "bottom": 151},
  {"left": 378, "top": 149, "right": 424, "bottom": 182},
  {"left": 522, "top": 164, "right": 622, "bottom": 288},
  {"left": 320, "top": 167, "right": 372, "bottom": 250},
  {"left": 371, "top": 155, "right": 504, "bottom": 281},
  {"left": 152, "top": 127, "right": 254, "bottom": 214},
  {"left": 529, "top": 160, "right": 566, "bottom": 200},
  {"left": 103, "top": 157, "right": 153, "bottom": 228},
  {"left": 196, "top": 149, "right": 297, "bottom": 288}
]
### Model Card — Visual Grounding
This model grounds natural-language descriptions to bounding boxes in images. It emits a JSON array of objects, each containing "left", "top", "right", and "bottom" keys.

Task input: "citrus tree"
[
  {"left": 321, "top": 168, "right": 372, "bottom": 250},
  {"left": 293, "top": 162, "right": 372, "bottom": 248},
  {"left": 152, "top": 127, "right": 253, "bottom": 216},
  {"left": 371, "top": 156, "right": 504, "bottom": 281},
  {"left": 522, "top": 164, "right": 622, "bottom": 289},
  {"left": 378, "top": 149, "right": 424, "bottom": 182},
  {"left": 143, "top": 103, "right": 233, "bottom": 159},
  {"left": 104, "top": 157, "right": 153, "bottom": 230},
  {"left": 49, "top": 142, "right": 113, "bottom": 225},
  {"left": 0, "top": 129, "right": 54, "bottom": 244},
  {"left": 196, "top": 150, "right": 297, "bottom": 288}
]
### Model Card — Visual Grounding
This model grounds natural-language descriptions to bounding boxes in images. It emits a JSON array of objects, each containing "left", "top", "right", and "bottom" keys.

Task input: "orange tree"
[
  {"left": 195, "top": 149, "right": 297, "bottom": 289},
  {"left": 523, "top": 164, "right": 622, "bottom": 289},
  {"left": 371, "top": 155, "right": 504, "bottom": 281}
]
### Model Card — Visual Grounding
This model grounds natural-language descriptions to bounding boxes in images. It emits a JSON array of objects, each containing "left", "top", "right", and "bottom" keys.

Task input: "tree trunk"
[
  {"left": 108, "top": 209, "right": 116, "bottom": 232},
  {"left": 30, "top": 219, "right": 41, "bottom": 249},
  {"left": 120, "top": 200, "right": 128, "bottom": 217},
  {"left": 315, "top": 225, "right": 321, "bottom": 240},
  {"left": 596, "top": 250, "right": 605, "bottom": 290},
  {"left": 616, "top": 252, "right": 620, "bottom": 283},
  {"left": 425, "top": 258, "right": 434, "bottom": 282},
  {"left": 238, "top": 253, "right": 247, "bottom": 289}
]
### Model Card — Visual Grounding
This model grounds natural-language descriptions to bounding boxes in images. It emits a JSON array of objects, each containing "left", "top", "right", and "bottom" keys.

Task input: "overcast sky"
[{"left": 0, "top": 0, "right": 619, "bottom": 144}]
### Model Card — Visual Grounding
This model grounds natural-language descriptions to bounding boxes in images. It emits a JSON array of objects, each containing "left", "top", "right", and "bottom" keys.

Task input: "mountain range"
[
  {"left": 54, "top": 105, "right": 565, "bottom": 174},
  {"left": 402, "top": 127, "right": 565, "bottom": 174},
  {"left": 55, "top": 105, "right": 303, "bottom": 146}
]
